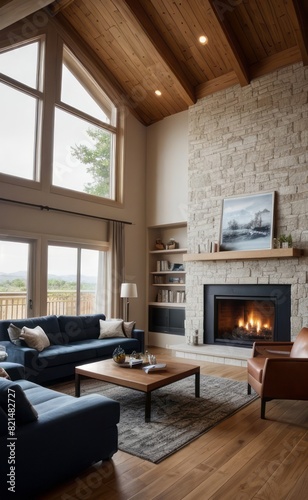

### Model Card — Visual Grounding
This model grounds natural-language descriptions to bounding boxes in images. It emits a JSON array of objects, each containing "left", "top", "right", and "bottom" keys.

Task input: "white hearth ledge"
[{"left": 168, "top": 343, "right": 253, "bottom": 367}]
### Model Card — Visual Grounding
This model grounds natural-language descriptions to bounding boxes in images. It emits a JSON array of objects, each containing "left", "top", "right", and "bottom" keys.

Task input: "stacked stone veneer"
[{"left": 186, "top": 62, "right": 308, "bottom": 342}]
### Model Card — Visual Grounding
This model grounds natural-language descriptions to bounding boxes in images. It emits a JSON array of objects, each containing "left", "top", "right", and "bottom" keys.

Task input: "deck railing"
[{"left": 0, "top": 292, "right": 96, "bottom": 320}]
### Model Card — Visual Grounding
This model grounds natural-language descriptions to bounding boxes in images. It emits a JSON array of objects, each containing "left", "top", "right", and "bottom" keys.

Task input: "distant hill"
[{"left": 0, "top": 272, "right": 97, "bottom": 283}]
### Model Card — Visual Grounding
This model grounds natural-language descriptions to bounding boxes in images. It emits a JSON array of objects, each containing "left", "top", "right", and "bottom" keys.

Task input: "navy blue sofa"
[
  {"left": 0, "top": 314, "right": 144, "bottom": 384},
  {"left": 0, "top": 362, "right": 120, "bottom": 499}
]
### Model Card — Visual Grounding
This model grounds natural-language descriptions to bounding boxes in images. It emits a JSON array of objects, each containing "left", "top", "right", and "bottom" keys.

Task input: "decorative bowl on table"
[{"left": 112, "top": 346, "right": 126, "bottom": 364}]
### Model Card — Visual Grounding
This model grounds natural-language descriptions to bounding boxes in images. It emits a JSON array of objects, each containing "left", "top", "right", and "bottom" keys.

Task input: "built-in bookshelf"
[{"left": 147, "top": 223, "right": 187, "bottom": 338}]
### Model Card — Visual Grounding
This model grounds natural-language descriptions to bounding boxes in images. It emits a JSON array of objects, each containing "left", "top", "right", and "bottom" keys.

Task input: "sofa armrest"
[
  {"left": 262, "top": 358, "right": 308, "bottom": 399},
  {"left": 4, "top": 342, "right": 39, "bottom": 375},
  {"left": 252, "top": 341, "right": 293, "bottom": 358},
  {"left": 132, "top": 329, "right": 145, "bottom": 353},
  {"left": 0, "top": 362, "right": 25, "bottom": 380}
]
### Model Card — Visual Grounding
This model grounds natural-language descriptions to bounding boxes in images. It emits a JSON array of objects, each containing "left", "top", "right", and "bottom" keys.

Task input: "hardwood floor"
[{"left": 40, "top": 347, "right": 308, "bottom": 500}]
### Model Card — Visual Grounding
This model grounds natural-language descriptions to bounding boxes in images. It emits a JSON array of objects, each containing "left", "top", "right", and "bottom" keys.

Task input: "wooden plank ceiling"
[{"left": 3, "top": 0, "right": 308, "bottom": 125}]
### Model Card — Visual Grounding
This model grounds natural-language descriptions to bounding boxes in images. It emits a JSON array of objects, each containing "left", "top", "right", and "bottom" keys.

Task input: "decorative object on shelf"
[
  {"left": 219, "top": 191, "right": 275, "bottom": 251},
  {"left": 113, "top": 345, "right": 126, "bottom": 364},
  {"left": 168, "top": 276, "right": 182, "bottom": 283},
  {"left": 120, "top": 282, "right": 138, "bottom": 321},
  {"left": 155, "top": 238, "right": 165, "bottom": 250},
  {"left": 166, "top": 238, "right": 178, "bottom": 250},
  {"left": 210, "top": 241, "right": 218, "bottom": 253},
  {"left": 171, "top": 263, "right": 184, "bottom": 271},
  {"left": 278, "top": 234, "right": 293, "bottom": 248}
]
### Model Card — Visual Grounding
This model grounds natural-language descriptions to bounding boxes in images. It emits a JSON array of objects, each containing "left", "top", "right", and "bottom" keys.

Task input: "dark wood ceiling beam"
[
  {"left": 46, "top": 0, "right": 75, "bottom": 16},
  {"left": 208, "top": 0, "right": 250, "bottom": 87},
  {"left": 196, "top": 71, "right": 239, "bottom": 100},
  {"left": 250, "top": 46, "right": 302, "bottom": 79},
  {"left": 123, "top": 0, "right": 195, "bottom": 106},
  {"left": 0, "top": 0, "right": 54, "bottom": 30},
  {"left": 287, "top": 0, "right": 308, "bottom": 66}
]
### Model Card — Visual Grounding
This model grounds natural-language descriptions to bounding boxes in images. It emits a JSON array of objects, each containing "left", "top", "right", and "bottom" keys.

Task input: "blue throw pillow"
[{"left": 0, "top": 379, "right": 38, "bottom": 425}]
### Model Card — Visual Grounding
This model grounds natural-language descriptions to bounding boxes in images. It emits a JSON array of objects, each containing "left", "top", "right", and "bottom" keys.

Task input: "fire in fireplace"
[{"left": 204, "top": 284, "right": 291, "bottom": 347}]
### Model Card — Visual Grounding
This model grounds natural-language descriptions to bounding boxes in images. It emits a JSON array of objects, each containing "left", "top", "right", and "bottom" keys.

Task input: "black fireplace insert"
[{"left": 204, "top": 284, "right": 291, "bottom": 347}]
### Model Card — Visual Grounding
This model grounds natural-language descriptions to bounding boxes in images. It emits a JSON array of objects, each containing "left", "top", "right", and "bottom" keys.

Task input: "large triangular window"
[{"left": 52, "top": 46, "right": 117, "bottom": 200}]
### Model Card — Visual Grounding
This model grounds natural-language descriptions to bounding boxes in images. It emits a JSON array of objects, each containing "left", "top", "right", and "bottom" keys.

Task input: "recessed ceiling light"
[
  {"left": 199, "top": 35, "right": 208, "bottom": 45},
  {"left": 155, "top": 90, "right": 162, "bottom": 96}
]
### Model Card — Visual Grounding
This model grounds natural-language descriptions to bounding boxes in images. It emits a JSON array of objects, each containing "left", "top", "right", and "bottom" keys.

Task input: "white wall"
[
  {"left": 146, "top": 110, "right": 188, "bottom": 227},
  {"left": 122, "top": 113, "right": 147, "bottom": 329}
]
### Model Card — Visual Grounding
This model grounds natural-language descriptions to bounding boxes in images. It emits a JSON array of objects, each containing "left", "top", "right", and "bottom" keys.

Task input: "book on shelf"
[
  {"left": 154, "top": 275, "right": 164, "bottom": 284},
  {"left": 176, "top": 291, "right": 186, "bottom": 303},
  {"left": 156, "top": 289, "right": 185, "bottom": 303},
  {"left": 156, "top": 260, "right": 170, "bottom": 272}
]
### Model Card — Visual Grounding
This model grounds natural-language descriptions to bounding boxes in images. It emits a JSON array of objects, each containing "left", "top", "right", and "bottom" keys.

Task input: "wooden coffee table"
[{"left": 75, "top": 358, "right": 200, "bottom": 422}]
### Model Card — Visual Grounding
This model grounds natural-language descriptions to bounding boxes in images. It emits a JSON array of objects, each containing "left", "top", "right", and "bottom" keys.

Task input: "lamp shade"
[{"left": 120, "top": 283, "right": 138, "bottom": 298}]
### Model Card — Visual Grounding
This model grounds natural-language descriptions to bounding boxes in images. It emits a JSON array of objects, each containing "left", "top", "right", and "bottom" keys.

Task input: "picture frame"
[{"left": 219, "top": 192, "right": 275, "bottom": 251}]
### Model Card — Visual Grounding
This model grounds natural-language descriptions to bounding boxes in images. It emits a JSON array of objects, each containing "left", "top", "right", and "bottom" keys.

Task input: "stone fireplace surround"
[{"left": 177, "top": 63, "right": 308, "bottom": 365}]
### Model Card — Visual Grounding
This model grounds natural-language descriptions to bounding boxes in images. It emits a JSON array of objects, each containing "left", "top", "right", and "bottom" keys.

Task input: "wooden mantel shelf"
[{"left": 183, "top": 248, "right": 303, "bottom": 262}]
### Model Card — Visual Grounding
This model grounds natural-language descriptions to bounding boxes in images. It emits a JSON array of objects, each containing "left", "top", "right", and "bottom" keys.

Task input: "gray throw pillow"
[{"left": 7, "top": 323, "right": 24, "bottom": 346}]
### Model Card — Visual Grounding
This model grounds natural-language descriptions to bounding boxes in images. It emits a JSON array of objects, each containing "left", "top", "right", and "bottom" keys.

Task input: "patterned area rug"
[{"left": 53, "top": 375, "right": 257, "bottom": 463}]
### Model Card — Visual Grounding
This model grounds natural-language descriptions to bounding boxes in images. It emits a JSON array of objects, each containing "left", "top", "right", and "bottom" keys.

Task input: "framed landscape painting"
[{"left": 219, "top": 192, "right": 275, "bottom": 251}]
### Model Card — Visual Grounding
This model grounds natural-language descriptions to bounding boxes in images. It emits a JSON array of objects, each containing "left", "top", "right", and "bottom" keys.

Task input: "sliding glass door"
[{"left": 0, "top": 239, "right": 33, "bottom": 319}]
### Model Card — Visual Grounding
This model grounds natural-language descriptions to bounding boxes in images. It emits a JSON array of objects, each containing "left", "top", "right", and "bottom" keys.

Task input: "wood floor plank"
[{"left": 253, "top": 432, "right": 308, "bottom": 499}]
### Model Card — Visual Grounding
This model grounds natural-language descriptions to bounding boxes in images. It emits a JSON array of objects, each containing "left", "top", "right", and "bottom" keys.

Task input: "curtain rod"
[{"left": 0, "top": 197, "right": 132, "bottom": 225}]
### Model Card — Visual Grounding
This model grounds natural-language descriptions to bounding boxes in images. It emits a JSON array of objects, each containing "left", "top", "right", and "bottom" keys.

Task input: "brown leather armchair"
[{"left": 247, "top": 327, "right": 308, "bottom": 418}]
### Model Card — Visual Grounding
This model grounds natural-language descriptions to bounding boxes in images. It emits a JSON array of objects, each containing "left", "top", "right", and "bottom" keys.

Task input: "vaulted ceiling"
[{"left": 1, "top": 0, "right": 308, "bottom": 125}]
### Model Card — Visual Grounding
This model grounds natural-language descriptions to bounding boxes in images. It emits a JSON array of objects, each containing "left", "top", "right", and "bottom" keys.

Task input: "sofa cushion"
[
  {"left": 16, "top": 380, "right": 76, "bottom": 414},
  {"left": 94, "top": 337, "right": 141, "bottom": 357},
  {"left": 290, "top": 327, "right": 308, "bottom": 358},
  {"left": 99, "top": 319, "right": 126, "bottom": 339},
  {"left": 58, "top": 314, "right": 106, "bottom": 342},
  {"left": 0, "top": 378, "right": 38, "bottom": 424},
  {"left": 20, "top": 326, "right": 50, "bottom": 352},
  {"left": 36, "top": 344, "right": 97, "bottom": 367}
]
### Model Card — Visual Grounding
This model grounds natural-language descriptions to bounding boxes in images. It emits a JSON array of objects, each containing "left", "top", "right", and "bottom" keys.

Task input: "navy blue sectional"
[
  {"left": 0, "top": 314, "right": 144, "bottom": 384},
  {"left": 0, "top": 362, "right": 120, "bottom": 499}
]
